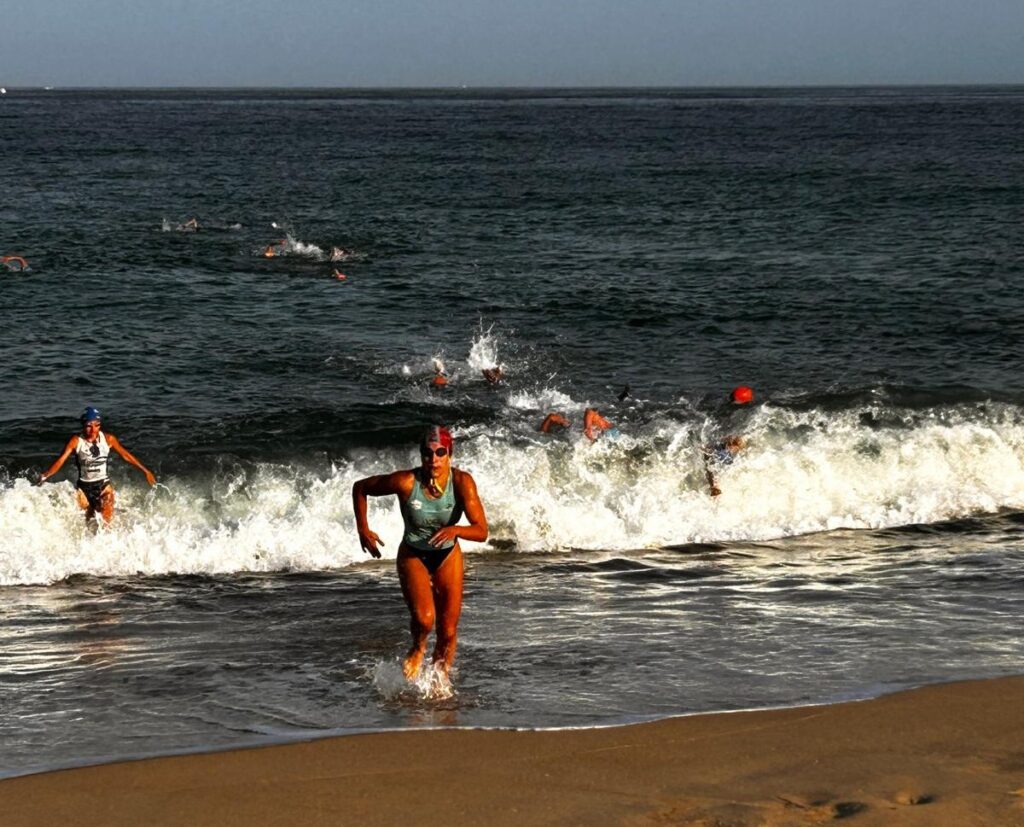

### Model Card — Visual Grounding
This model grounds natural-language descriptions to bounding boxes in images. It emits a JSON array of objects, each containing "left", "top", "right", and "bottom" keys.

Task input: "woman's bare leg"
[
  {"left": 99, "top": 486, "right": 115, "bottom": 524},
  {"left": 431, "top": 547, "right": 464, "bottom": 675},
  {"left": 397, "top": 550, "right": 435, "bottom": 679}
]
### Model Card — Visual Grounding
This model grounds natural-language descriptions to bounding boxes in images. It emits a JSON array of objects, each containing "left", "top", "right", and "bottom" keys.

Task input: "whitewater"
[{"left": 4, "top": 395, "right": 1024, "bottom": 584}]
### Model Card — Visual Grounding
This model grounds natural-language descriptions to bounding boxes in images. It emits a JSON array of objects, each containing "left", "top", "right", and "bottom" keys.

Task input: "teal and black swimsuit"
[{"left": 399, "top": 470, "right": 461, "bottom": 572}]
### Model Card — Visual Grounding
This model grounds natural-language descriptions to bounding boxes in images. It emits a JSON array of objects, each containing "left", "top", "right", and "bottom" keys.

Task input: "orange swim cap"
[{"left": 731, "top": 386, "right": 754, "bottom": 404}]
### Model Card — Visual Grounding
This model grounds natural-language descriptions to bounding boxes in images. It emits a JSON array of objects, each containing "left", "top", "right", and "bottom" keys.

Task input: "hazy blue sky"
[{"left": 3, "top": 0, "right": 1023, "bottom": 87}]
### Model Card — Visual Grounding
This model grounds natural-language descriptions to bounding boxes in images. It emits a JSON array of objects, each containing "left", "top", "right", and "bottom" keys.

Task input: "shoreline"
[
  {"left": 0, "top": 676, "right": 974, "bottom": 783},
  {"left": 3, "top": 676, "right": 1023, "bottom": 826}
]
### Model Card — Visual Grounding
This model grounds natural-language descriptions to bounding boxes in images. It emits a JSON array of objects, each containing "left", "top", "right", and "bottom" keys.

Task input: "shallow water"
[
  {"left": 1, "top": 514, "right": 1022, "bottom": 777},
  {"left": 1, "top": 86, "right": 1023, "bottom": 776}
]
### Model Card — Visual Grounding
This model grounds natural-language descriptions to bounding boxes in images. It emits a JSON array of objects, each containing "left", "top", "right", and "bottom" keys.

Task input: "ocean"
[{"left": 1, "top": 86, "right": 1022, "bottom": 778}]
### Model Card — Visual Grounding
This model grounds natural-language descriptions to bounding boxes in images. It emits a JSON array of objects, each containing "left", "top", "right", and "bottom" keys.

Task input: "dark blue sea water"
[{"left": 1, "top": 87, "right": 1023, "bottom": 777}]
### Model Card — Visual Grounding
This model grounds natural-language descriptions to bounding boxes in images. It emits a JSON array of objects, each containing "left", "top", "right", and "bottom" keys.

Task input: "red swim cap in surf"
[
  {"left": 421, "top": 424, "right": 454, "bottom": 453},
  {"left": 731, "top": 386, "right": 754, "bottom": 404}
]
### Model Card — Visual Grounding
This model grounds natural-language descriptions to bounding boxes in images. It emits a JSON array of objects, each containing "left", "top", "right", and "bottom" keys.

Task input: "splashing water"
[
  {"left": 370, "top": 659, "right": 454, "bottom": 701},
  {"left": 4, "top": 399, "right": 1024, "bottom": 584},
  {"left": 467, "top": 324, "right": 502, "bottom": 373}
]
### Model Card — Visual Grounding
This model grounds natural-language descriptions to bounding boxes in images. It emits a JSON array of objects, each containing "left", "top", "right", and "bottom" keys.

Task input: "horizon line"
[{"left": 3, "top": 82, "right": 1024, "bottom": 91}]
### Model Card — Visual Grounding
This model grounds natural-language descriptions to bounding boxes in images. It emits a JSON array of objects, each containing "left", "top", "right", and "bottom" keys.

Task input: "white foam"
[
  {"left": 370, "top": 659, "right": 454, "bottom": 701},
  {"left": 506, "top": 386, "right": 578, "bottom": 413},
  {"left": 466, "top": 324, "right": 502, "bottom": 372},
  {"left": 3, "top": 405, "right": 1024, "bottom": 584},
  {"left": 255, "top": 233, "right": 326, "bottom": 260}
]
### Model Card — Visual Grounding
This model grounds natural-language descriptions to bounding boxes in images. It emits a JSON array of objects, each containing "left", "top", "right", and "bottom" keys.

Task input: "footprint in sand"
[
  {"left": 775, "top": 794, "right": 866, "bottom": 821},
  {"left": 893, "top": 789, "right": 933, "bottom": 806}
]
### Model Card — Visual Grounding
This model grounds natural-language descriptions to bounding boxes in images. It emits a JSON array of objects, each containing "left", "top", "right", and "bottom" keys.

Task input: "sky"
[{"left": 2, "top": 0, "right": 1023, "bottom": 87}]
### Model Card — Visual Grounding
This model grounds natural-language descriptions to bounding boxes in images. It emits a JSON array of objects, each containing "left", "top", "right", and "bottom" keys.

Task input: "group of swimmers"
[
  {"left": 430, "top": 356, "right": 756, "bottom": 492},
  {"left": 263, "top": 240, "right": 354, "bottom": 281},
  {"left": 429, "top": 359, "right": 504, "bottom": 390},
  {"left": 170, "top": 217, "right": 353, "bottom": 280},
  {"left": 36, "top": 410, "right": 479, "bottom": 683},
  {"left": 537, "top": 384, "right": 756, "bottom": 495},
  {"left": 36, "top": 384, "right": 754, "bottom": 683},
  {"left": 171, "top": 217, "right": 244, "bottom": 233},
  {"left": 539, "top": 408, "right": 618, "bottom": 442}
]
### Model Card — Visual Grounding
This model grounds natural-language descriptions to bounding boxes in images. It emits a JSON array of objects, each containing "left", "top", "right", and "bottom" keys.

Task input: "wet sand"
[{"left": 2, "top": 676, "right": 1023, "bottom": 826}]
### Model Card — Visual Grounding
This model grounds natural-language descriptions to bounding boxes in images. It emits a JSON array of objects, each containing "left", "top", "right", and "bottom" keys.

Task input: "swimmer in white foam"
[{"left": 37, "top": 407, "right": 156, "bottom": 525}]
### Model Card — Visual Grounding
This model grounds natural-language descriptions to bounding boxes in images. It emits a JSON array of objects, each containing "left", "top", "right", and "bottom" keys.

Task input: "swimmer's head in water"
[
  {"left": 731, "top": 386, "right": 754, "bottom": 404},
  {"left": 80, "top": 406, "right": 102, "bottom": 424}
]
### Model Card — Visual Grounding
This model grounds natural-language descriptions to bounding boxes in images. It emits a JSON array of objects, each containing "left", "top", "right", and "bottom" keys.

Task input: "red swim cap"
[
  {"left": 422, "top": 424, "right": 454, "bottom": 453},
  {"left": 731, "top": 386, "right": 754, "bottom": 404}
]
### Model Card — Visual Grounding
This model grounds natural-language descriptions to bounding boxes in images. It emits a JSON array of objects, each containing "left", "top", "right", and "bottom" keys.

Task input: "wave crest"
[{"left": 3, "top": 403, "right": 1023, "bottom": 584}]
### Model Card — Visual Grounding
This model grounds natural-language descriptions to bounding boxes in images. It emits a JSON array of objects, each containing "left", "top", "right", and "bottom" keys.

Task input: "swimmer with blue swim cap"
[{"left": 37, "top": 407, "right": 157, "bottom": 526}]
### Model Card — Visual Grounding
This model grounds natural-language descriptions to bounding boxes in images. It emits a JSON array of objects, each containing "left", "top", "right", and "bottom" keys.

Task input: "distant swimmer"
[
  {"left": 352, "top": 425, "right": 488, "bottom": 681},
  {"left": 731, "top": 385, "right": 754, "bottom": 405},
  {"left": 2, "top": 255, "right": 29, "bottom": 272},
  {"left": 702, "top": 435, "right": 746, "bottom": 497},
  {"left": 178, "top": 220, "right": 243, "bottom": 232},
  {"left": 481, "top": 367, "right": 503, "bottom": 385},
  {"left": 330, "top": 246, "right": 353, "bottom": 262},
  {"left": 332, "top": 269, "right": 347, "bottom": 280},
  {"left": 583, "top": 407, "right": 615, "bottom": 441},
  {"left": 262, "top": 239, "right": 287, "bottom": 258},
  {"left": 618, "top": 384, "right": 631, "bottom": 402},
  {"left": 37, "top": 407, "right": 157, "bottom": 526},
  {"left": 702, "top": 385, "right": 755, "bottom": 496},
  {"left": 539, "top": 413, "right": 571, "bottom": 433},
  {"left": 430, "top": 358, "right": 448, "bottom": 389}
]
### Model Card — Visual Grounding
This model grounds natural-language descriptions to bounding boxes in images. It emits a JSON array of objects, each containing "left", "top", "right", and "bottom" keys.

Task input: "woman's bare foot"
[{"left": 403, "top": 649, "right": 424, "bottom": 680}]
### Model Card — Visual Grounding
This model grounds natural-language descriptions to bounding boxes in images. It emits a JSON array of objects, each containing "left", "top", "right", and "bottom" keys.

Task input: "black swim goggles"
[{"left": 420, "top": 446, "right": 449, "bottom": 458}]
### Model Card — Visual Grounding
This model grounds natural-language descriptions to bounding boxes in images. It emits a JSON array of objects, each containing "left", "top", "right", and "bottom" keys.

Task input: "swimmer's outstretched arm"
[
  {"left": 352, "top": 471, "right": 409, "bottom": 558},
  {"left": 37, "top": 436, "right": 78, "bottom": 484},
  {"left": 539, "top": 413, "right": 570, "bottom": 433},
  {"left": 107, "top": 434, "right": 156, "bottom": 486},
  {"left": 583, "top": 409, "right": 613, "bottom": 441},
  {"left": 428, "top": 470, "right": 488, "bottom": 548},
  {"left": 701, "top": 448, "right": 721, "bottom": 497}
]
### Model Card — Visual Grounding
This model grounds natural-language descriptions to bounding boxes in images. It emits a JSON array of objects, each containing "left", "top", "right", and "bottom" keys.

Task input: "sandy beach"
[{"left": 2, "top": 676, "right": 1022, "bottom": 826}]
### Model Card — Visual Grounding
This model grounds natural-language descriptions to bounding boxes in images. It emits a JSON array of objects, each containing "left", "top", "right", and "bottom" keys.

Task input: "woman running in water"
[
  {"left": 38, "top": 407, "right": 156, "bottom": 525},
  {"left": 351, "top": 426, "right": 487, "bottom": 680}
]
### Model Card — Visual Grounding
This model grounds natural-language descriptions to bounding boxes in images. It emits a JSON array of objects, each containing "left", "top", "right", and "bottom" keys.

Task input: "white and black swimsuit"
[{"left": 74, "top": 433, "right": 111, "bottom": 508}]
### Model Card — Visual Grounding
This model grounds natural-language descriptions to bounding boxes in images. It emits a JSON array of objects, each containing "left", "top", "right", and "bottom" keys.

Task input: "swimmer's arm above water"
[
  {"left": 37, "top": 436, "right": 78, "bottom": 484},
  {"left": 351, "top": 471, "right": 412, "bottom": 558},
  {"left": 428, "top": 469, "right": 488, "bottom": 548},
  {"left": 106, "top": 434, "right": 156, "bottom": 486},
  {"left": 702, "top": 450, "right": 721, "bottom": 497},
  {"left": 539, "top": 413, "right": 570, "bottom": 433}
]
